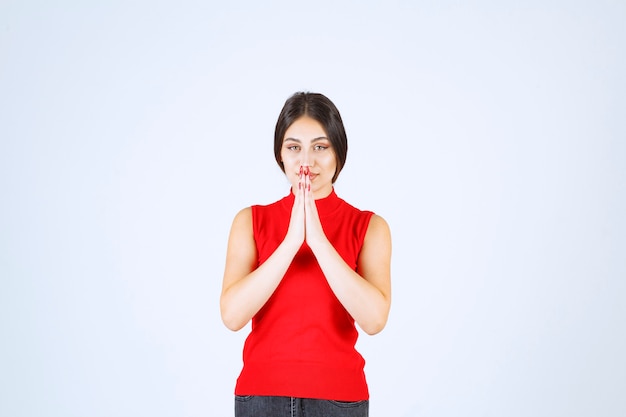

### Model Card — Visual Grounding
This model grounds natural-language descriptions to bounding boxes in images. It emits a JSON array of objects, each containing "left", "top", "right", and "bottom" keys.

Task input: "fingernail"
[{"left": 304, "top": 167, "right": 310, "bottom": 176}]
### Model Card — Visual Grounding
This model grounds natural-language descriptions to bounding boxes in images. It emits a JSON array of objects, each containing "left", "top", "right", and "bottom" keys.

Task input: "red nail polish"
[
  {"left": 304, "top": 167, "right": 310, "bottom": 176},
  {"left": 299, "top": 182, "right": 301, "bottom": 190},
  {"left": 299, "top": 166, "right": 303, "bottom": 175},
  {"left": 308, "top": 184, "right": 310, "bottom": 191}
]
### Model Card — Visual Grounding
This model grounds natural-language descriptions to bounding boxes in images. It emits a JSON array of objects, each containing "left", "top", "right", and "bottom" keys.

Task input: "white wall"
[{"left": 1, "top": 1, "right": 624, "bottom": 416}]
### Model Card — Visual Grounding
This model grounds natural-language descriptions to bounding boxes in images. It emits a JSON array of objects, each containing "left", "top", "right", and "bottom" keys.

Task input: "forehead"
[{"left": 283, "top": 116, "right": 327, "bottom": 141}]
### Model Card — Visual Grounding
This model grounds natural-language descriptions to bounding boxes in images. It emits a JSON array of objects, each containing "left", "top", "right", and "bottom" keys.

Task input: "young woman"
[{"left": 220, "top": 92, "right": 392, "bottom": 417}]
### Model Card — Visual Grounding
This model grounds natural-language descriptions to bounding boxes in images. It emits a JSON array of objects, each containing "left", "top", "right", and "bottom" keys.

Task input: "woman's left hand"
[
  {"left": 302, "top": 168, "right": 327, "bottom": 249},
  {"left": 298, "top": 166, "right": 392, "bottom": 335}
]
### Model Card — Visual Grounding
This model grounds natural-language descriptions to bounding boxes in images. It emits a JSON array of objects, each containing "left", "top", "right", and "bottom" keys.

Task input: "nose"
[{"left": 300, "top": 150, "right": 313, "bottom": 168}]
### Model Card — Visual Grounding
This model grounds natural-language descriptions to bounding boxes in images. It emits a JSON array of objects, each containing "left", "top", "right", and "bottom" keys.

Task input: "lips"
[{"left": 297, "top": 168, "right": 318, "bottom": 180}]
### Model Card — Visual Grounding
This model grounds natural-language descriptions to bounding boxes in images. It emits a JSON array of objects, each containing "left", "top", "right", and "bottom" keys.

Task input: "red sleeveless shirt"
[{"left": 234, "top": 189, "right": 374, "bottom": 401}]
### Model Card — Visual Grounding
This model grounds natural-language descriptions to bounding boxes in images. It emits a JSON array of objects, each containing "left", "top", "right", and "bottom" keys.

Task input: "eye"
[
  {"left": 286, "top": 145, "right": 300, "bottom": 151},
  {"left": 314, "top": 145, "right": 329, "bottom": 151}
]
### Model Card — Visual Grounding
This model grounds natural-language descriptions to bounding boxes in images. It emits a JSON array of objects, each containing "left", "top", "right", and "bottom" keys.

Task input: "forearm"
[
  {"left": 220, "top": 240, "right": 300, "bottom": 331},
  {"left": 311, "top": 239, "right": 391, "bottom": 335}
]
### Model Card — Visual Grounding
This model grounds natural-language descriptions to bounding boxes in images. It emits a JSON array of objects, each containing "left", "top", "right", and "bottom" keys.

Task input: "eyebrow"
[{"left": 283, "top": 136, "right": 329, "bottom": 143}]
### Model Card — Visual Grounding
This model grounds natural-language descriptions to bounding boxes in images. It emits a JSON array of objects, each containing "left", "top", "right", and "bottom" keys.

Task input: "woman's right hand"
[
  {"left": 284, "top": 166, "right": 306, "bottom": 248},
  {"left": 221, "top": 167, "right": 306, "bottom": 331}
]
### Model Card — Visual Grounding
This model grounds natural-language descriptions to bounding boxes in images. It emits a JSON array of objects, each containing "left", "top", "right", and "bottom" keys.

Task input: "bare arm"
[
  {"left": 307, "top": 212, "right": 392, "bottom": 335},
  {"left": 220, "top": 200, "right": 304, "bottom": 331}
]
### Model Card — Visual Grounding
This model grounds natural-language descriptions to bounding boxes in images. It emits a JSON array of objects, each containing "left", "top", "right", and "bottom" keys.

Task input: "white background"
[{"left": 1, "top": 1, "right": 625, "bottom": 416}]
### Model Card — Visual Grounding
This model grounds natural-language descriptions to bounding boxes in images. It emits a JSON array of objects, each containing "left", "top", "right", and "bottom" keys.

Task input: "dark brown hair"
[{"left": 274, "top": 92, "right": 348, "bottom": 183}]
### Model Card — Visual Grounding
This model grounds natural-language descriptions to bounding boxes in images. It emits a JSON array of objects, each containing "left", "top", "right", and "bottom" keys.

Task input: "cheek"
[
  {"left": 281, "top": 153, "right": 299, "bottom": 173},
  {"left": 323, "top": 153, "right": 338, "bottom": 170},
  {"left": 281, "top": 153, "right": 296, "bottom": 167}
]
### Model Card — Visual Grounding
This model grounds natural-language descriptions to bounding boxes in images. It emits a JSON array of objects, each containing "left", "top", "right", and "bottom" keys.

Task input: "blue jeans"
[{"left": 234, "top": 395, "right": 369, "bottom": 417}]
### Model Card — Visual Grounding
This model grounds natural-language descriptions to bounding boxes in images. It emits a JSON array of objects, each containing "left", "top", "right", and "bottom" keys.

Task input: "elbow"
[
  {"left": 221, "top": 316, "right": 242, "bottom": 332},
  {"left": 360, "top": 303, "right": 391, "bottom": 335},
  {"left": 361, "top": 316, "right": 388, "bottom": 336},
  {"left": 220, "top": 300, "right": 247, "bottom": 332},
  {"left": 362, "top": 323, "right": 386, "bottom": 336},
  {"left": 221, "top": 311, "right": 247, "bottom": 332}
]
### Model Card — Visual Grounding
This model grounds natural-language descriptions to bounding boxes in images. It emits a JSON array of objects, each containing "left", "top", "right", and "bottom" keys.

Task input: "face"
[{"left": 281, "top": 116, "right": 337, "bottom": 198}]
